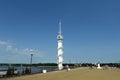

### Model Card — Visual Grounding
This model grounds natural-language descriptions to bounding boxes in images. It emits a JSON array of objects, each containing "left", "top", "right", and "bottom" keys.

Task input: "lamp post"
[{"left": 30, "top": 53, "right": 33, "bottom": 73}]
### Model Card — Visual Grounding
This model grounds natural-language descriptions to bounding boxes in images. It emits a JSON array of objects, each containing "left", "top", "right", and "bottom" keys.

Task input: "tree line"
[{"left": 0, "top": 63, "right": 120, "bottom": 68}]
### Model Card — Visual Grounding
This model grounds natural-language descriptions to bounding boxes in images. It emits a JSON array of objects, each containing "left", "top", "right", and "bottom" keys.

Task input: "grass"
[{"left": 6, "top": 68, "right": 120, "bottom": 80}]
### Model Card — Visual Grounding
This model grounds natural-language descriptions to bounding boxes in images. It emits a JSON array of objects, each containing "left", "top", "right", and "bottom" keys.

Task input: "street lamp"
[
  {"left": 30, "top": 53, "right": 33, "bottom": 73},
  {"left": 30, "top": 54, "right": 33, "bottom": 66}
]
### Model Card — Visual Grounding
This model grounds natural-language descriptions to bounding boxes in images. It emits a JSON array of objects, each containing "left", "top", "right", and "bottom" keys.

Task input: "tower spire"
[{"left": 59, "top": 20, "right": 62, "bottom": 35}]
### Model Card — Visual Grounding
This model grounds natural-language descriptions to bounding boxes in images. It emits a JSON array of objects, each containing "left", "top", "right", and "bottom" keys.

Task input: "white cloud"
[
  {"left": 6, "top": 45, "right": 13, "bottom": 51},
  {"left": 0, "top": 40, "right": 10, "bottom": 45},
  {"left": 0, "top": 40, "right": 44, "bottom": 57},
  {"left": 0, "top": 40, "right": 48, "bottom": 63},
  {"left": 0, "top": 40, "right": 19, "bottom": 54}
]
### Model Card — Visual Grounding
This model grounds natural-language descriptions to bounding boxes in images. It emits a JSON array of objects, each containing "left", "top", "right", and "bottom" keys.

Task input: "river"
[{"left": 0, "top": 65, "right": 58, "bottom": 75}]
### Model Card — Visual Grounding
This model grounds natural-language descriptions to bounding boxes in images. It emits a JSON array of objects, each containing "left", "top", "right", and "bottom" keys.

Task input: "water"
[{"left": 0, "top": 65, "right": 57, "bottom": 74}]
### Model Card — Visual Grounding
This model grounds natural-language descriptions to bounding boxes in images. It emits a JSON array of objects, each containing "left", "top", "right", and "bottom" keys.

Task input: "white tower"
[{"left": 57, "top": 21, "right": 63, "bottom": 70}]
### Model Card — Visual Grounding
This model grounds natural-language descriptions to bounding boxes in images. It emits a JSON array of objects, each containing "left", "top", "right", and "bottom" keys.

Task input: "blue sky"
[{"left": 0, "top": 0, "right": 120, "bottom": 63}]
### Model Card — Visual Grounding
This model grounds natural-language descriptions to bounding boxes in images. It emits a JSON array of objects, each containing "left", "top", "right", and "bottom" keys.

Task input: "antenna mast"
[{"left": 59, "top": 21, "right": 62, "bottom": 35}]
